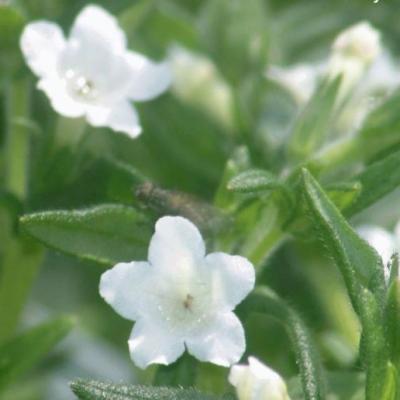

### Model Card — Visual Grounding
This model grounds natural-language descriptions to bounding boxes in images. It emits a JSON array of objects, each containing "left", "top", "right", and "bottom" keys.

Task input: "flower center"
[
  {"left": 64, "top": 69, "right": 99, "bottom": 102},
  {"left": 183, "top": 294, "right": 194, "bottom": 311},
  {"left": 153, "top": 282, "right": 211, "bottom": 334}
]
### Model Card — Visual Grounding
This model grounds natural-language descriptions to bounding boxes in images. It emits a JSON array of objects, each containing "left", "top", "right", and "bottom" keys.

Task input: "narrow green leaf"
[
  {"left": 385, "top": 256, "right": 400, "bottom": 370},
  {"left": 0, "top": 316, "right": 75, "bottom": 391},
  {"left": 358, "top": 89, "right": 400, "bottom": 162},
  {"left": 70, "top": 380, "right": 224, "bottom": 400},
  {"left": 345, "top": 150, "right": 400, "bottom": 216},
  {"left": 380, "top": 362, "right": 397, "bottom": 400},
  {"left": 214, "top": 146, "right": 251, "bottom": 212},
  {"left": 301, "top": 169, "right": 389, "bottom": 399},
  {"left": 301, "top": 169, "right": 385, "bottom": 300},
  {"left": 227, "top": 169, "right": 279, "bottom": 194},
  {"left": 20, "top": 205, "right": 152, "bottom": 265},
  {"left": 288, "top": 77, "right": 341, "bottom": 161},
  {"left": 241, "top": 286, "right": 325, "bottom": 400},
  {"left": 325, "top": 181, "right": 362, "bottom": 212}
]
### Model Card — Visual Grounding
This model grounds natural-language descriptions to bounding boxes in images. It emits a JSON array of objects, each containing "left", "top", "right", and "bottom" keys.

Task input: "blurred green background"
[{"left": 1, "top": 0, "right": 400, "bottom": 399}]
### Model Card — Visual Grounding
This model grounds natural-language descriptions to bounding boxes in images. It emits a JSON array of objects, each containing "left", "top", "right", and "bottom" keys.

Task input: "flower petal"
[
  {"left": 70, "top": 5, "right": 126, "bottom": 52},
  {"left": 99, "top": 261, "right": 152, "bottom": 321},
  {"left": 86, "top": 102, "right": 142, "bottom": 138},
  {"left": 205, "top": 252, "right": 255, "bottom": 311},
  {"left": 20, "top": 21, "right": 66, "bottom": 78},
  {"left": 148, "top": 216, "right": 206, "bottom": 272},
  {"left": 38, "top": 77, "right": 85, "bottom": 118},
  {"left": 126, "top": 52, "right": 171, "bottom": 102},
  {"left": 128, "top": 317, "right": 185, "bottom": 369},
  {"left": 186, "top": 312, "right": 245, "bottom": 366}
]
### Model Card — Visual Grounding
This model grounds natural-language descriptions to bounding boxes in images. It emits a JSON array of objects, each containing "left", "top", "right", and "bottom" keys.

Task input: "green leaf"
[
  {"left": 214, "top": 146, "right": 251, "bottom": 212},
  {"left": 301, "top": 169, "right": 389, "bottom": 400},
  {"left": 227, "top": 169, "right": 280, "bottom": 194},
  {"left": 199, "top": 0, "right": 269, "bottom": 84},
  {"left": 288, "top": 77, "right": 341, "bottom": 162},
  {"left": 70, "top": 380, "right": 227, "bottom": 400},
  {"left": 325, "top": 181, "right": 361, "bottom": 212},
  {"left": 380, "top": 362, "right": 397, "bottom": 400},
  {"left": 301, "top": 168, "right": 385, "bottom": 300},
  {"left": 19, "top": 205, "right": 153, "bottom": 265},
  {"left": 385, "top": 255, "right": 400, "bottom": 371},
  {"left": 345, "top": 150, "right": 400, "bottom": 216},
  {"left": 241, "top": 286, "right": 326, "bottom": 400},
  {"left": 358, "top": 89, "right": 400, "bottom": 162},
  {"left": 0, "top": 316, "right": 75, "bottom": 392}
]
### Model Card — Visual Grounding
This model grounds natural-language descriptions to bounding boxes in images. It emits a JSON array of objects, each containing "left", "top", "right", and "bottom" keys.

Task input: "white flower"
[
  {"left": 20, "top": 5, "right": 171, "bottom": 138},
  {"left": 268, "top": 22, "right": 382, "bottom": 106},
  {"left": 331, "top": 22, "right": 381, "bottom": 65},
  {"left": 99, "top": 216, "right": 255, "bottom": 369},
  {"left": 229, "top": 357, "right": 291, "bottom": 400},
  {"left": 328, "top": 22, "right": 381, "bottom": 98}
]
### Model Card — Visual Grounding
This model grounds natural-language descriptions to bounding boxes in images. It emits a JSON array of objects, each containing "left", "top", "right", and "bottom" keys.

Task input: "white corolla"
[
  {"left": 229, "top": 357, "right": 291, "bottom": 400},
  {"left": 20, "top": 5, "right": 171, "bottom": 138},
  {"left": 100, "top": 216, "right": 255, "bottom": 369}
]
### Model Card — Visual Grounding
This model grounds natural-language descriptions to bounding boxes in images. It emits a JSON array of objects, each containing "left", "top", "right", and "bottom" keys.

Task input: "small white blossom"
[
  {"left": 229, "top": 357, "right": 291, "bottom": 400},
  {"left": 328, "top": 22, "right": 381, "bottom": 98},
  {"left": 331, "top": 22, "right": 381, "bottom": 65},
  {"left": 20, "top": 5, "right": 171, "bottom": 138},
  {"left": 100, "top": 216, "right": 255, "bottom": 369},
  {"left": 268, "top": 22, "right": 383, "bottom": 106}
]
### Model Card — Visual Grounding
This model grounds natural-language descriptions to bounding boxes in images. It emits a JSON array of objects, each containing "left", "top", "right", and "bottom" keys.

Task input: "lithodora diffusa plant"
[{"left": 1, "top": 0, "right": 400, "bottom": 399}]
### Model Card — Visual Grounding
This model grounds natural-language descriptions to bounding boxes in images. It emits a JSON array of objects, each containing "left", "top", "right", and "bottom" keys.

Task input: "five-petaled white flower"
[
  {"left": 229, "top": 357, "right": 291, "bottom": 400},
  {"left": 20, "top": 4, "right": 171, "bottom": 138},
  {"left": 99, "top": 216, "right": 255, "bottom": 369}
]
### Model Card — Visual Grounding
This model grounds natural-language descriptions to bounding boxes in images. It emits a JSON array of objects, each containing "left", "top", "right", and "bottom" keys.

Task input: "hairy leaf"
[
  {"left": 241, "top": 286, "right": 325, "bottom": 400},
  {"left": 70, "top": 380, "right": 231, "bottom": 400},
  {"left": 301, "top": 169, "right": 389, "bottom": 399},
  {"left": 227, "top": 169, "right": 279, "bottom": 194},
  {"left": 20, "top": 205, "right": 152, "bottom": 265},
  {"left": 345, "top": 150, "right": 400, "bottom": 216},
  {"left": 288, "top": 77, "right": 341, "bottom": 161}
]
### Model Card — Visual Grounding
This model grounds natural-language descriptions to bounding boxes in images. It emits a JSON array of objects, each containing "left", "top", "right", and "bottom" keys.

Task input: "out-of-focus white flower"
[
  {"left": 100, "top": 216, "right": 255, "bottom": 369},
  {"left": 267, "top": 63, "right": 322, "bottom": 104},
  {"left": 169, "top": 45, "right": 233, "bottom": 127},
  {"left": 20, "top": 5, "right": 171, "bottom": 138},
  {"left": 229, "top": 357, "right": 291, "bottom": 400},
  {"left": 358, "top": 224, "right": 397, "bottom": 280},
  {"left": 268, "top": 22, "right": 383, "bottom": 106},
  {"left": 328, "top": 22, "right": 382, "bottom": 99},
  {"left": 332, "top": 22, "right": 381, "bottom": 65}
]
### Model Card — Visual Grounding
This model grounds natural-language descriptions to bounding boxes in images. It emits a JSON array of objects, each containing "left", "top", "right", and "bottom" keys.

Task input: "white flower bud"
[
  {"left": 332, "top": 22, "right": 381, "bottom": 65},
  {"left": 229, "top": 357, "right": 291, "bottom": 400}
]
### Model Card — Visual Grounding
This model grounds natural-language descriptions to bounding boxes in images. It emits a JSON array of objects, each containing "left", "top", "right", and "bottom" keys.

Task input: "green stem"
[
  {"left": 0, "top": 236, "right": 43, "bottom": 343},
  {"left": 240, "top": 203, "right": 287, "bottom": 268},
  {"left": 243, "top": 287, "right": 326, "bottom": 400},
  {"left": 5, "top": 78, "right": 31, "bottom": 199}
]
